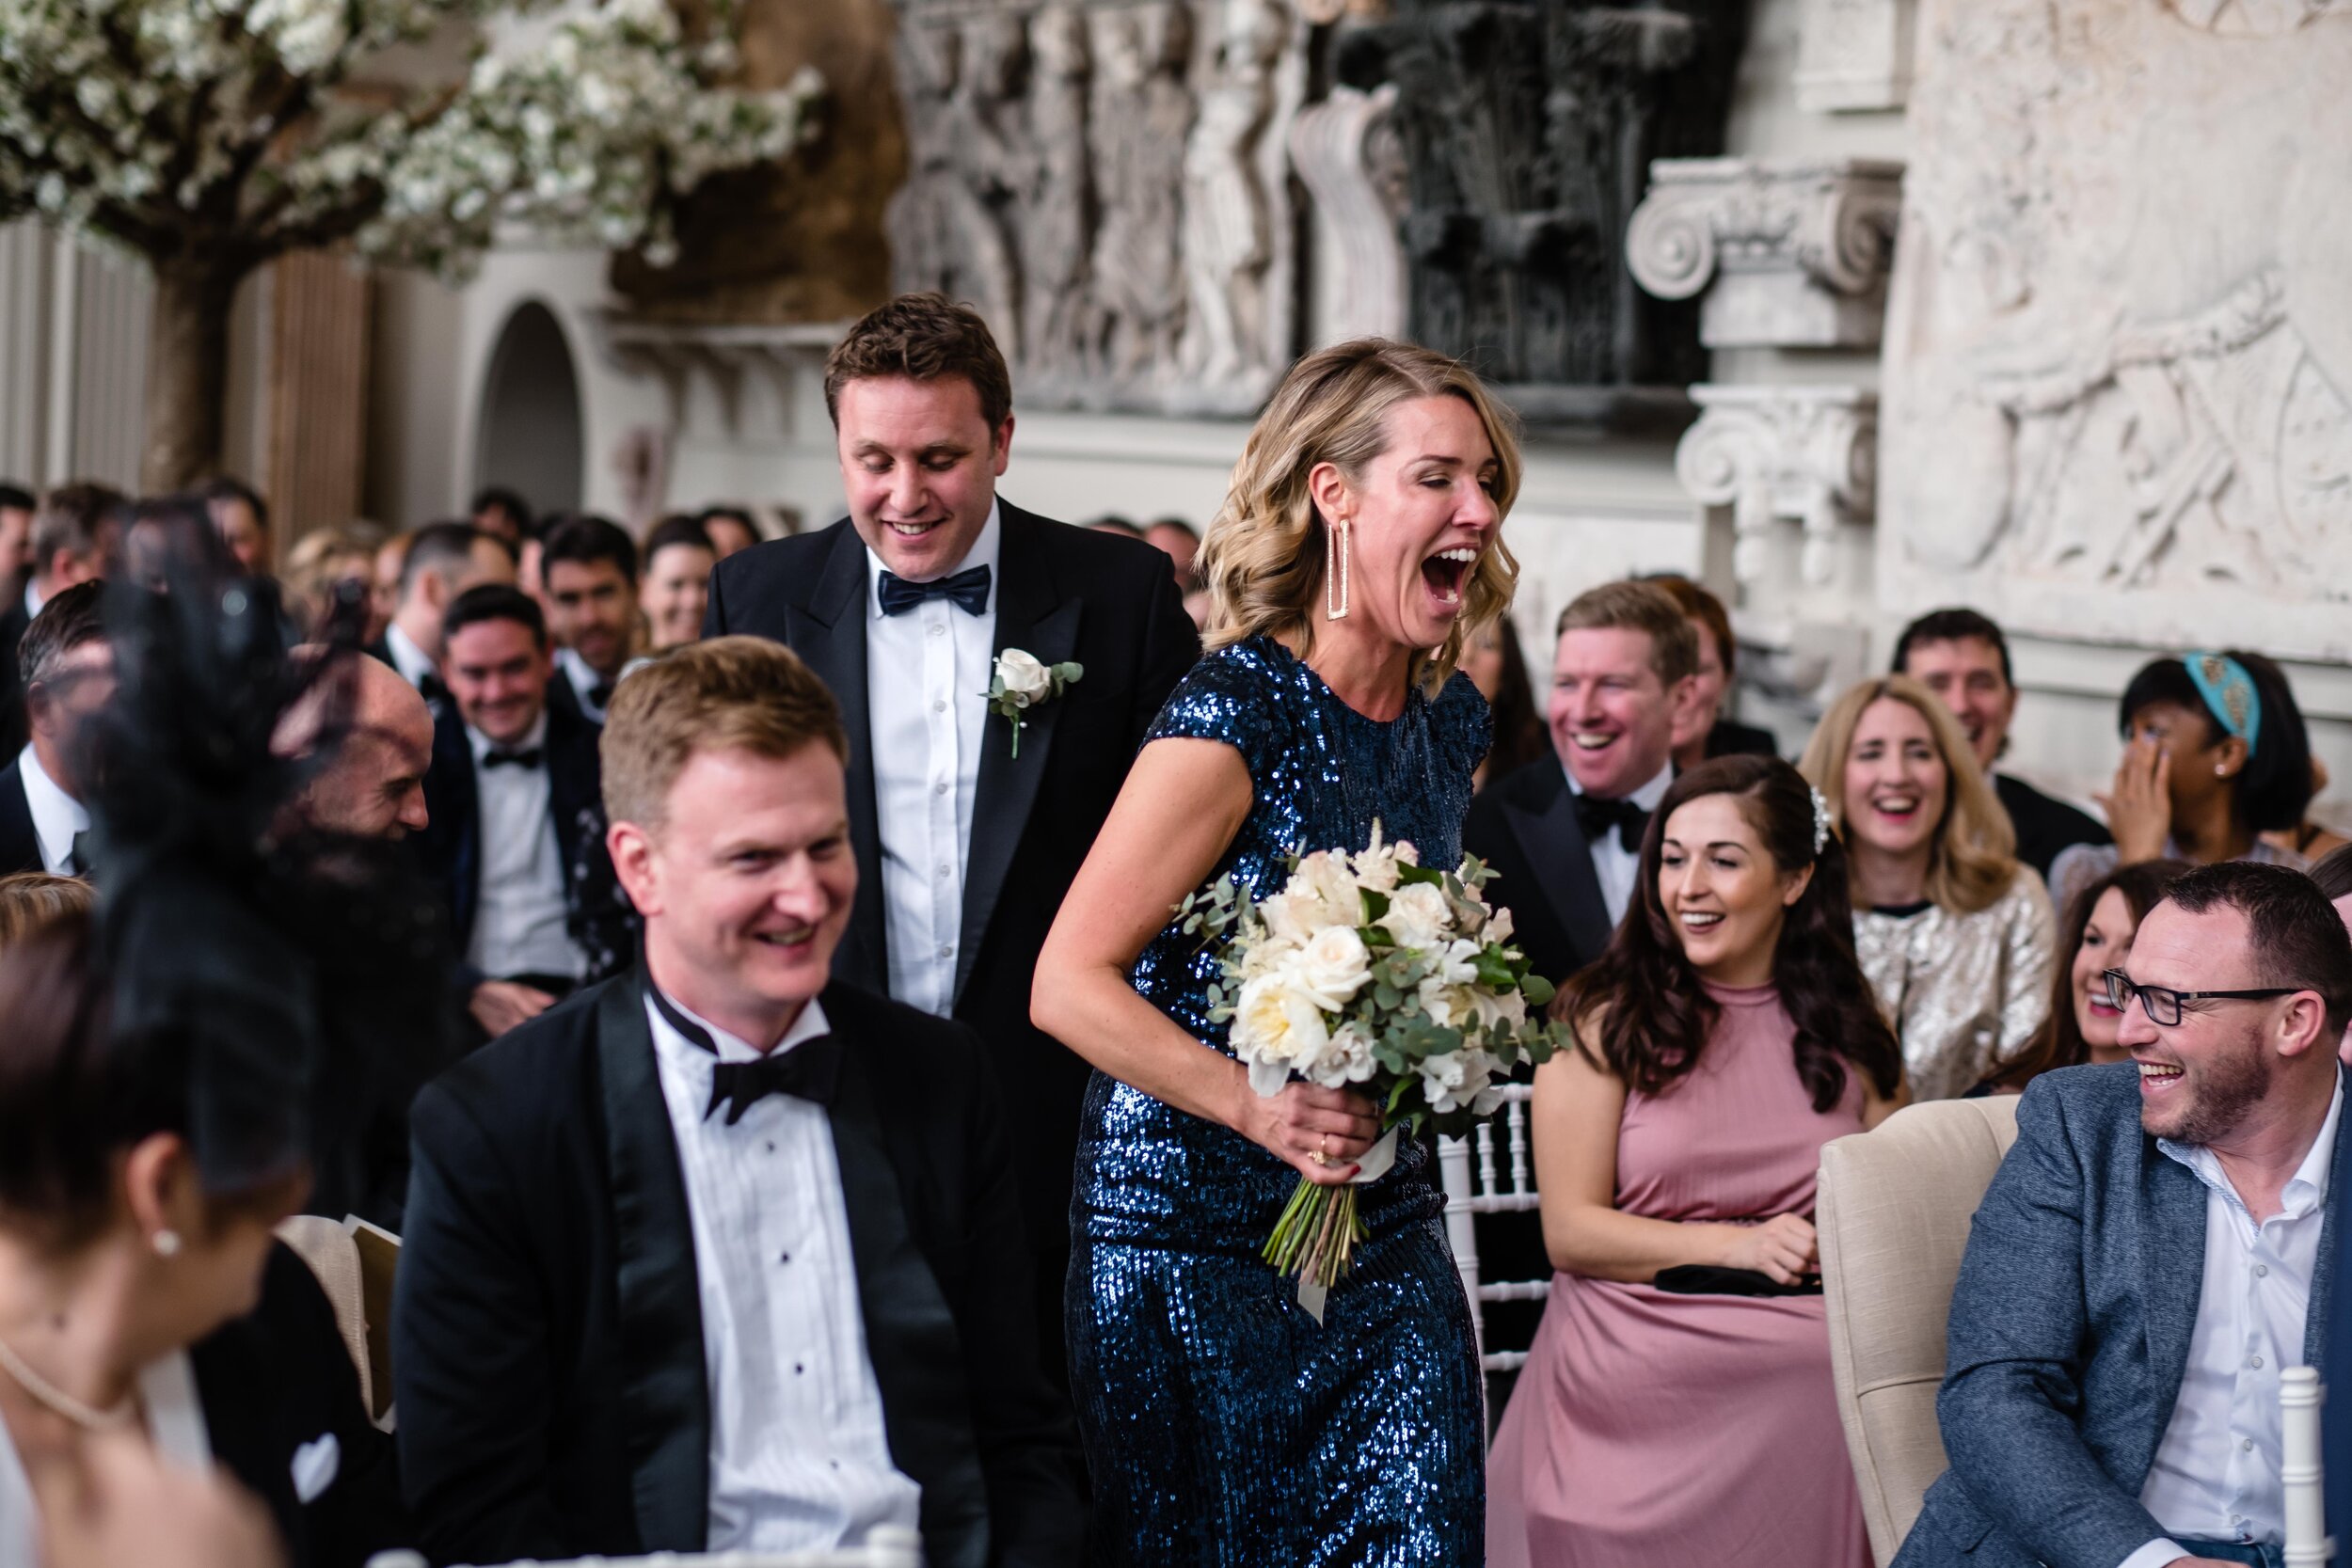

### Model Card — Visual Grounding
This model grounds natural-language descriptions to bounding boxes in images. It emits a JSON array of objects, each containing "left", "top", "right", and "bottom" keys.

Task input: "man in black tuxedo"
[
  {"left": 417, "top": 584, "right": 631, "bottom": 1044},
  {"left": 539, "top": 514, "right": 638, "bottom": 725},
  {"left": 366, "top": 521, "right": 516, "bottom": 711},
  {"left": 704, "top": 293, "right": 1199, "bottom": 1371},
  {"left": 0, "top": 483, "right": 122, "bottom": 759},
  {"left": 395, "top": 636, "right": 1084, "bottom": 1567},
  {"left": 0, "top": 581, "right": 114, "bottom": 877},
  {"left": 1893, "top": 607, "right": 2109, "bottom": 883}
]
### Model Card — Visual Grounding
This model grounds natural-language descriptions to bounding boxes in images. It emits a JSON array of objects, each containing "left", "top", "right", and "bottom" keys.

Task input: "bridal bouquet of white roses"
[{"left": 1178, "top": 822, "right": 1569, "bottom": 1299}]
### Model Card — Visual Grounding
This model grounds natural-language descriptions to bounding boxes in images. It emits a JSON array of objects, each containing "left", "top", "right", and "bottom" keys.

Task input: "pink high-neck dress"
[{"left": 1486, "top": 981, "right": 1873, "bottom": 1568}]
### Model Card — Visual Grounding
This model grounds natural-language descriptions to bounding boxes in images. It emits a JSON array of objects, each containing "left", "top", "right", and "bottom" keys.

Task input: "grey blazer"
[{"left": 1893, "top": 1061, "right": 2349, "bottom": 1568}]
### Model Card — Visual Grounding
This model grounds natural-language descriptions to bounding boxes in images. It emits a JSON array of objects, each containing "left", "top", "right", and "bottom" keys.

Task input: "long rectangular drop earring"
[{"left": 1325, "top": 518, "right": 1349, "bottom": 620}]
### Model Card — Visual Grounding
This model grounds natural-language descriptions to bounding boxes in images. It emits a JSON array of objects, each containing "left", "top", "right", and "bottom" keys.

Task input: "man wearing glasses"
[{"left": 1896, "top": 862, "right": 2352, "bottom": 1568}]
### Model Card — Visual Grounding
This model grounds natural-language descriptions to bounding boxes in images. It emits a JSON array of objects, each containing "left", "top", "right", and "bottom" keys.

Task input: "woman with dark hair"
[
  {"left": 2052, "top": 649, "right": 2318, "bottom": 910},
  {"left": 1977, "top": 858, "right": 2190, "bottom": 1095},
  {"left": 1463, "top": 612, "right": 1547, "bottom": 792},
  {"left": 1487, "top": 754, "right": 1905, "bottom": 1568},
  {"left": 637, "top": 514, "right": 715, "bottom": 653}
]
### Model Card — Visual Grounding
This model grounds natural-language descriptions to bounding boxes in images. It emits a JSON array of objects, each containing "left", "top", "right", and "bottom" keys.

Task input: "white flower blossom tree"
[{"left": 0, "top": 0, "right": 819, "bottom": 488}]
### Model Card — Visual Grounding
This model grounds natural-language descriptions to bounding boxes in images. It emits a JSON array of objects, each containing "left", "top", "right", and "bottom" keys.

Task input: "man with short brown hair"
[
  {"left": 395, "top": 634, "right": 1084, "bottom": 1567},
  {"left": 706, "top": 293, "right": 1198, "bottom": 1372}
]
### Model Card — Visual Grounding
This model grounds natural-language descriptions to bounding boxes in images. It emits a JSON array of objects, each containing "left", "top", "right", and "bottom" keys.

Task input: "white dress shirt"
[
  {"left": 865, "top": 500, "right": 1001, "bottom": 1017},
  {"left": 21, "top": 578, "right": 40, "bottom": 620},
  {"left": 464, "top": 714, "right": 583, "bottom": 982},
  {"left": 556, "top": 646, "right": 614, "bottom": 723},
  {"left": 644, "top": 990, "right": 921, "bottom": 1551},
  {"left": 2122, "top": 1077, "right": 2344, "bottom": 1568},
  {"left": 1564, "top": 759, "right": 1673, "bottom": 927},
  {"left": 383, "top": 622, "right": 438, "bottom": 694},
  {"left": 17, "top": 742, "right": 87, "bottom": 874},
  {"left": 0, "top": 1351, "right": 210, "bottom": 1568}
]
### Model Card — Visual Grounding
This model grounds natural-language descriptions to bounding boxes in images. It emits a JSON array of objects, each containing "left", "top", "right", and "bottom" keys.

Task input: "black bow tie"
[
  {"left": 648, "top": 983, "right": 842, "bottom": 1121},
  {"left": 483, "top": 747, "right": 543, "bottom": 770},
  {"left": 418, "top": 672, "right": 450, "bottom": 706},
  {"left": 879, "top": 564, "right": 991, "bottom": 617},
  {"left": 584, "top": 681, "right": 615, "bottom": 711},
  {"left": 68, "top": 828, "right": 95, "bottom": 879},
  {"left": 1575, "top": 791, "right": 1652, "bottom": 852}
]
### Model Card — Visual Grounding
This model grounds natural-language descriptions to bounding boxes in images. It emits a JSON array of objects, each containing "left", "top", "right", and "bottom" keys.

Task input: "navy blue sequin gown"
[{"left": 1068, "top": 635, "right": 1490, "bottom": 1566}]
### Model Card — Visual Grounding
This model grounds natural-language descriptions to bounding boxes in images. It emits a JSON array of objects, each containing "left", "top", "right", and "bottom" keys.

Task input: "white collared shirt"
[
  {"left": 2122, "top": 1078, "right": 2344, "bottom": 1568},
  {"left": 0, "top": 1351, "right": 211, "bottom": 1568},
  {"left": 556, "top": 646, "right": 614, "bottom": 724},
  {"left": 21, "top": 578, "right": 40, "bottom": 620},
  {"left": 643, "top": 989, "right": 920, "bottom": 1551},
  {"left": 1564, "top": 759, "right": 1673, "bottom": 927},
  {"left": 383, "top": 622, "right": 438, "bottom": 694},
  {"left": 864, "top": 500, "right": 1001, "bottom": 1017},
  {"left": 464, "top": 713, "right": 582, "bottom": 983},
  {"left": 17, "top": 743, "right": 87, "bottom": 875}
]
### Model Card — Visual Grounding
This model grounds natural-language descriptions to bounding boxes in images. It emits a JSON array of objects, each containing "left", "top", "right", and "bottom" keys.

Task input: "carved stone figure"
[
  {"left": 1181, "top": 0, "right": 1285, "bottom": 386},
  {"left": 1289, "top": 82, "right": 1408, "bottom": 342},
  {"left": 1021, "top": 7, "right": 1094, "bottom": 384},
  {"left": 1085, "top": 1, "right": 1195, "bottom": 388}
]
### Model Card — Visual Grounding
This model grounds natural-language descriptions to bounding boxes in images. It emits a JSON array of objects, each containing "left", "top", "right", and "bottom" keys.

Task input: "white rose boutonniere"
[{"left": 986, "top": 648, "right": 1083, "bottom": 757}]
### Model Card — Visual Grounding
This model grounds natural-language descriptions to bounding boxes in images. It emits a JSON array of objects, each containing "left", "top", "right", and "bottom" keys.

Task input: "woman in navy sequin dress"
[{"left": 1034, "top": 341, "right": 1528, "bottom": 1565}]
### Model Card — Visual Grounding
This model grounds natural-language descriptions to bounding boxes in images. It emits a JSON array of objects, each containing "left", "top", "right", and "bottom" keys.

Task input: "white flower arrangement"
[
  {"left": 985, "top": 648, "right": 1080, "bottom": 758},
  {"left": 1180, "top": 821, "right": 1565, "bottom": 1293}
]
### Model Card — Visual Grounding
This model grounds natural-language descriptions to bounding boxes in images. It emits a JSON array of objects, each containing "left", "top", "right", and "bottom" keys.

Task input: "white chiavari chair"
[
  {"left": 1438, "top": 1083, "right": 1546, "bottom": 1374},
  {"left": 2284, "top": 1365, "right": 2333, "bottom": 1565}
]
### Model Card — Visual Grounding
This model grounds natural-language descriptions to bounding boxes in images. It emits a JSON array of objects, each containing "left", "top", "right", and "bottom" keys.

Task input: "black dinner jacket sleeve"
[
  {"left": 1995, "top": 770, "right": 2111, "bottom": 884},
  {"left": 1462, "top": 757, "right": 1603, "bottom": 990},
  {"left": 0, "top": 594, "right": 30, "bottom": 760},
  {"left": 191, "top": 1242, "right": 413, "bottom": 1568},
  {"left": 0, "top": 758, "right": 41, "bottom": 876}
]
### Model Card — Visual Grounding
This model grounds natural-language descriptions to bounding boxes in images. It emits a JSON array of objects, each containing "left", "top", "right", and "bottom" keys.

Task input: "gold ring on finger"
[{"left": 1310, "top": 1148, "right": 1328, "bottom": 1166}]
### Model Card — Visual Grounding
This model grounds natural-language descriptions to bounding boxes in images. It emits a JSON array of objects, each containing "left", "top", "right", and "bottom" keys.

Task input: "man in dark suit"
[
  {"left": 1894, "top": 607, "right": 2109, "bottom": 884},
  {"left": 416, "top": 584, "right": 631, "bottom": 1044},
  {"left": 365, "top": 520, "right": 516, "bottom": 710},
  {"left": 1464, "top": 579, "right": 1702, "bottom": 989},
  {"left": 1899, "top": 863, "right": 2352, "bottom": 1568},
  {"left": 538, "top": 514, "right": 638, "bottom": 725},
  {"left": 0, "top": 483, "right": 122, "bottom": 759},
  {"left": 395, "top": 637, "right": 1083, "bottom": 1567},
  {"left": 0, "top": 580, "right": 114, "bottom": 876},
  {"left": 704, "top": 293, "right": 1199, "bottom": 1370}
]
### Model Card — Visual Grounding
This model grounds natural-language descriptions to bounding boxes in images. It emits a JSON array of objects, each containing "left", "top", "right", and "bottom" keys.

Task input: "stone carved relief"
[
  {"left": 1795, "top": 0, "right": 1915, "bottom": 112},
  {"left": 886, "top": 0, "right": 1306, "bottom": 415},
  {"left": 1626, "top": 157, "right": 1902, "bottom": 349},
  {"left": 1675, "top": 385, "right": 1876, "bottom": 587},
  {"left": 1880, "top": 0, "right": 2352, "bottom": 660},
  {"left": 1338, "top": 0, "right": 1747, "bottom": 419},
  {"left": 1288, "top": 82, "right": 1406, "bottom": 342},
  {"left": 2165, "top": 0, "right": 2352, "bottom": 32}
]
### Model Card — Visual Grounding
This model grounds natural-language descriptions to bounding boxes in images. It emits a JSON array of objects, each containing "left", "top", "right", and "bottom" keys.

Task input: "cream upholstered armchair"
[{"left": 1816, "top": 1096, "right": 2021, "bottom": 1564}]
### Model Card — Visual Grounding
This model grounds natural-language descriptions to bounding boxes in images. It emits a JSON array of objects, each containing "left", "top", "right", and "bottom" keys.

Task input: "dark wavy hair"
[
  {"left": 1979, "top": 857, "right": 2190, "bottom": 1094},
  {"left": 1555, "top": 753, "right": 1903, "bottom": 1112},
  {"left": 2120, "top": 650, "right": 2314, "bottom": 835}
]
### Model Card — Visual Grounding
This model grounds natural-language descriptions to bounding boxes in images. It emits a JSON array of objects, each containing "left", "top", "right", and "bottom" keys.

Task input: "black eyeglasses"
[{"left": 2102, "top": 968, "right": 2299, "bottom": 1027}]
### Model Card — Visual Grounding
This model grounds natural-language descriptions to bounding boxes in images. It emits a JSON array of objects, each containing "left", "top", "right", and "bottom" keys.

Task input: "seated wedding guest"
[
  {"left": 469, "top": 485, "right": 532, "bottom": 549},
  {"left": 123, "top": 495, "right": 241, "bottom": 592},
  {"left": 1489, "top": 753, "right": 1905, "bottom": 1568},
  {"left": 539, "top": 513, "right": 638, "bottom": 724},
  {"left": 0, "top": 483, "right": 122, "bottom": 757},
  {"left": 1895, "top": 608, "right": 2110, "bottom": 880},
  {"left": 1647, "top": 573, "right": 1776, "bottom": 766},
  {"left": 0, "top": 483, "right": 32, "bottom": 587},
  {"left": 0, "top": 870, "right": 89, "bottom": 947},
  {"left": 419, "top": 585, "right": 630, "bottom": 1043},
  {"left": 1463, "top": 612, "right": 1547, "bottom": 795},
  {"left": 282, "top": 526, "right": 386, "bottom": 642},
  {"left": 24, "top": 1421, "right": 288, "bottom": 1568},
  {"left": 1979, "top": 859, "right": 2192, "bottom": 1094},
  {"left": 394, "top": 637, "right": 1085, "bottom": 1566},
  {"left": 0, "top": 582, "right": 112, "bottom": 877},
  {"left": 201, "top": 476, "right": 271, "bottom": 578},
  {"left": 369, "top": 521, "right": 515, "bottom": 708},
  {"left": 1898, "top": 861, "right": 2352, "bottom": 1568},
  {"left": 2262, "top": 755, "right": 2348, "bottom": 863},
  {"left": 697, "top": 503, "right": 761, "bottom": 560},
  {"left": 1464, "top": 579, "right": 1703, "bottom": 988},
  {"left": 2054, "top": 649, "right": 2317, "bottom": 911},
  {"left": 276, "top": 651, "right": 435, "bottom": 842},
  {"left": 639, "top": 515, "right": 715, "bottom": 653},
  {"left": 1801, "top": 674, "right": 2056, "bottom": 1100}
]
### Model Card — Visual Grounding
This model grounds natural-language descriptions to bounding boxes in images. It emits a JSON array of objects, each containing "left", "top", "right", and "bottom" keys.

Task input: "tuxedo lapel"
[
  {"left": 1502, "top": 766, "right": 1614, "bottom": 962},
  {"left": 791, "top": 525, "right": 887, "bottom": 990},
  {"left": 0, "top": 759, "right": 39, "bottom": 876},
  {"left": 957, "top": 506, "right": 1079, "bottom": 1004},
  {"left": 2304, "top": 1065, "right": 2351, "bottom": 1367},
  {"left": 594, "top": 977, "right": 709, "bottom": 1553},
  {"left": 2137, "top": 1146, "right": 2208, "bottom": 1480},
  {"left": 823, "top": 998, "right": 992, "bottom": 1564}
]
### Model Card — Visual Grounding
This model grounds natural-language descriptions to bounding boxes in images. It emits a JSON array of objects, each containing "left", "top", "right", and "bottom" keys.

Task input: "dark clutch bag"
[{"left": 1651, "top": 1264, "right": 1823, "bottom": 1297}]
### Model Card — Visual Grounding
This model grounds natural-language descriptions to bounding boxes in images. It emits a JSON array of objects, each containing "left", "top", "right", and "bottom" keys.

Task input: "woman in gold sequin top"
[{"left": 1800, "top": 675, "right": 2057, "bottom": 1101}]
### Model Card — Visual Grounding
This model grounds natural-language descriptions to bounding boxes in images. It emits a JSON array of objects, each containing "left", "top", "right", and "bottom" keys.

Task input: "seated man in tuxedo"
[
  {"left": 1463, "top": 578, "right": 1702, "bottom": 988},
  {"left": 278, "top": 649, "right": 436, "bottom": 842},
  {"left": 0, "top": 581, "right": 113, "bottom": 876},
  {"left": 368, "top": 521, "right": 515, "bottom": 710},
  {"left": 1895, "top": 607, "right": 2108, "bottom": 883},
  {"left": 0, "top": 483, "right": 122, "bottom": 758},
  {"left": 1897, "top": 862, "right": 2352, "bottom": 1568},
  {"left": 418, "top": 583, "right": 631, "bottom": 1043},
  {"left": 394, "top": 635, "right": 1085, "bottom": 1568},
  {"left": 539, "top": 514, "right": 638, "bottom": 725}
]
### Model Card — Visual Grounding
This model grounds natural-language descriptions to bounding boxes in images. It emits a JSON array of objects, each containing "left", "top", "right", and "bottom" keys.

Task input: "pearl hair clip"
[{"left": 1809, "top": 785, "right": 1834, "bottom": 857}]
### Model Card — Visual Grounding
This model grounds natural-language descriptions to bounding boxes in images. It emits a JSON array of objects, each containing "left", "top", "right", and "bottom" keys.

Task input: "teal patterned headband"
[{"left": 2185, "top": 651, "right": 2261, "bottom": 752}]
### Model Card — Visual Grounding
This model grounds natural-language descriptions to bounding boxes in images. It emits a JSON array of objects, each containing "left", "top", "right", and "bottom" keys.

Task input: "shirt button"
[
  {"left": 928, "top": 623, "right": 946, "bottom": 638},
  {"left": 2255, "top": 1263, "right": 2269, "bottom": 1276},
  {"left": 937, "top": 862, "right": 952, "bottom": 878},
  {"left": 933, "top": 698, "right": 947, "bottom": 713},
  {"left": 938, "top": 943, "right": 954, "bottom": 959},
  {"left": 2245, "top": 1438, "right": 2257, "bottom": 1451},
  {"left": 2250, "top": 1355, "right": 2265, "bottom": 1369},
  {"left": 934, "top": 781, "right": 949, "bottom": 796}
]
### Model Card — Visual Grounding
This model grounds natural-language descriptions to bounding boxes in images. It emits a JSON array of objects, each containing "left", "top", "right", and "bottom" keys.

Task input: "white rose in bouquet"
[
  {"left": 1324, "top": 1021, "right": 1380, "bottom": 1085},
  {"left": 1349, "top": 832, "right": 1416, "bottom": 894},
  {"left": 1233, "top": 972, "right": 1332, "bottom": 1096},
  {"left": 1485, "top": 904, "right": 1516, "bottom": 945},
  {"left": 1377, "top": 881, "right": 1454, "bottom": 952},
  {"left": 1419, "top": 1046, "right": 1504, "bottom": 1116},
  {"left": 994, "top": 648, "right": 1053, "bottom": 706},
  {"left": 1291, "top": 927, "right": 1373, "bottom": 1011}
]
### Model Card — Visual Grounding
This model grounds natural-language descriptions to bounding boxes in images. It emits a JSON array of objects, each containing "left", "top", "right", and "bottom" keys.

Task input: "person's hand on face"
[
  {"left": 1549, "top": 626, "right": 1686, "bottom": 800},
  {"left": 2072, "top": 886, "right": 2141, "bottom": 1064},
  {"left": 1840, "top": 697, "right": 1948, "bottom": 863},
  {"left": 1902, "top": 636, "right": 2015, "bottom": 775},
  {"left": 544, "top": 559, "right": 634, "bottom": 679},
  {"left": 1306, "top": 395, "right": 1501, "bottom": 658},
  {"left": 836, "top": 374, "right": 1010, "bottom": 584},
  {"left": 2097, "top": 736, "right": 2175, "bottom": 863},
  {"left": 443, "top": 617, "right": 551, "bottom": 749}
]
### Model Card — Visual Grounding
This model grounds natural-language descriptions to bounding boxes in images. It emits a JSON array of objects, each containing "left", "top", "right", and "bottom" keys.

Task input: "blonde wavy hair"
[
  {"left": 1200, "top": 339, "right": 1523, "bottom": 689},
  {"left": 1798, "top": 674, "right": 2021, "bottom": 915}
]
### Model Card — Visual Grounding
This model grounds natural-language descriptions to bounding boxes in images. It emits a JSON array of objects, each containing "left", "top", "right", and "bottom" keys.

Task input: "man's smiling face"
[{"left": 835, "top": 374, "right": 1012, "bottom": 583}]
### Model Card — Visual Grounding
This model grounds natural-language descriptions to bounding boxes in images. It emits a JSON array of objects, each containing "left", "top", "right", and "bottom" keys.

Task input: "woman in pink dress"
[{"left": 1489, "top": 754, "right": 1909, "bottom": 1568}]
